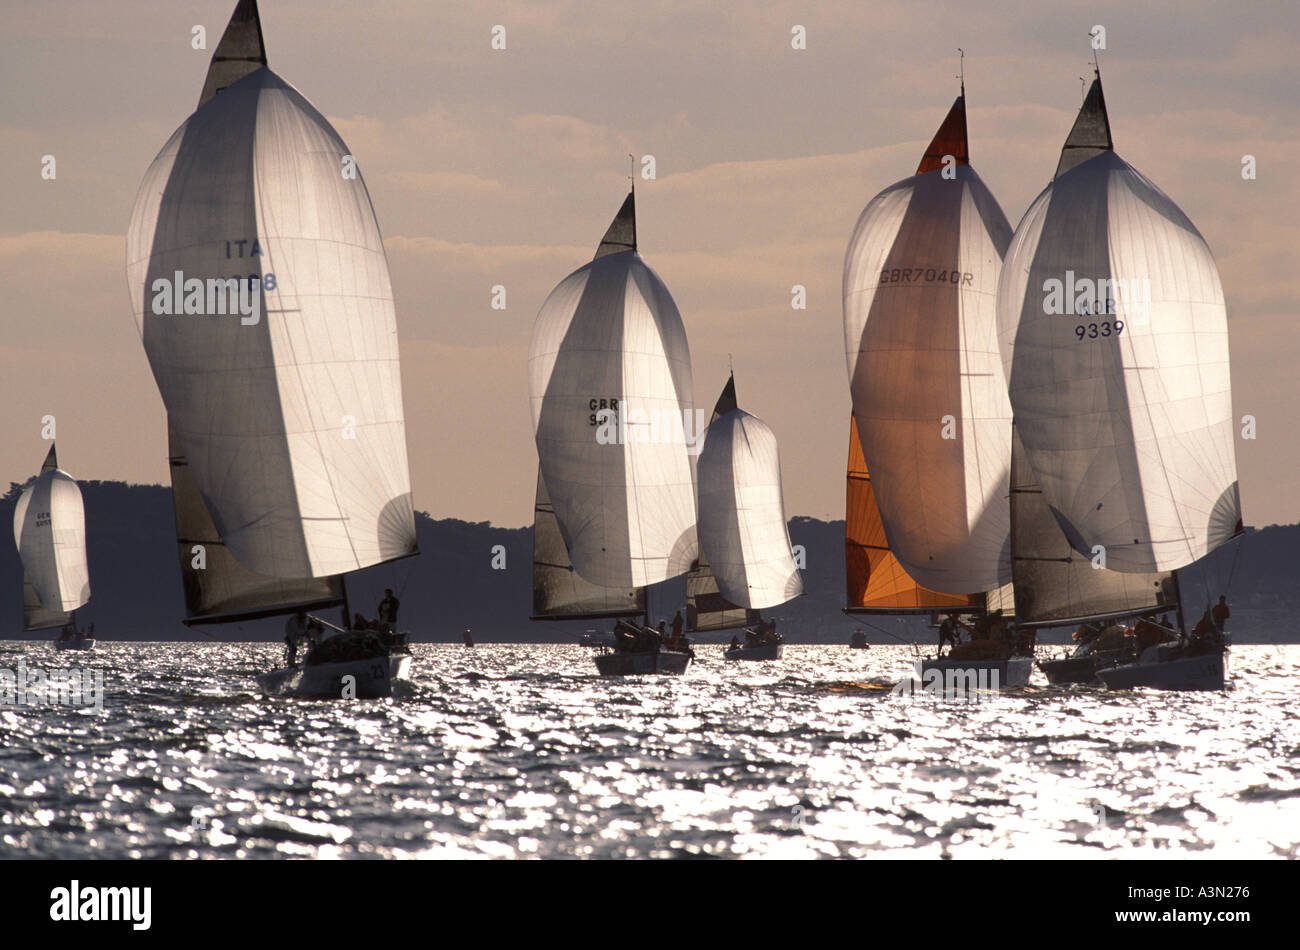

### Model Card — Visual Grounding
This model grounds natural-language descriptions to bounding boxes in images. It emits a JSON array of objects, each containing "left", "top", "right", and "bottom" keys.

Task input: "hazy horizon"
[{"left": 3, "top": 0, "right": 1296, "bottom": 530}]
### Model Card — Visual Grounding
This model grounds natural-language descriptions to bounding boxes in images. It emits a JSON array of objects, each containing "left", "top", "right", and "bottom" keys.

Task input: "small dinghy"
[
  {"left": 722, "top": 621, "right": 785, "bottom": 661},
  {"left": 53, "top": 632, "right": 96, "bottom": 652},
  {"left": 849, "top": 630, "right": 870, "bottom": 649},
  {"left": 723, "top": 641, "right": 783, "bottom": 662}
]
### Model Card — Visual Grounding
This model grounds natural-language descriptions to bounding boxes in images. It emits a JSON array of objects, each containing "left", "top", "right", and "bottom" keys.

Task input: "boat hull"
[
  {"left": 257, "top": 654, "right": 411, "bottom": 699},
  {"left": 920, "top": 655, "right": 1033, "bottom": 688},
  {"left": 723, "top": 643, "right": 783, "bottom": 661},
  {"left": 1037, "top": 653, "right": 1129, "bottom": 685},
  {"left": 53, "top": 638, "right": 95, "bottom": 651},
  {"left": 1096, "top": 649, "right": 1228, "bottom": 691},
  {"left": 594, "top": 650, "right": 692, "bottom": 676}
]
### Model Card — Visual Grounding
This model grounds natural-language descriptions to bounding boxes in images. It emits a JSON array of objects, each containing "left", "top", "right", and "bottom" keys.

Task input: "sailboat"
[
  {"left": 1013, "top": 426, "right": 1179, "bottom": 684},
  {"left": 690, "top": 375, "right": 803, "bottom": 661},
  {"left": 842, "top": 84, "right": 1031, "bottom": 687},
  {"left": 125, "top": 0, "right": 419, "bottom": 698},
  {"left": 528, "top": 189, "right": 698, "bottom": 676},
  {"left": 13, "top": 445, "right": 94, "bottom": 650},
  {"left": 997, "top": 68, "right": 1241, "bottom": 690}
]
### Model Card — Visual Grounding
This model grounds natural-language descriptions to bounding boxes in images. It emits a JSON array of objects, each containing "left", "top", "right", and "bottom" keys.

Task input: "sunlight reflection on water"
[{"left": 0, "top": 642, "right": 1296, "bottom": 858}]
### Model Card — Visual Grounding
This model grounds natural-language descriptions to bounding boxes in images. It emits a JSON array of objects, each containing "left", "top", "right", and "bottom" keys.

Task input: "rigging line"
[{"left": 853, "top": 617, "right": 920, "bottom": 647}]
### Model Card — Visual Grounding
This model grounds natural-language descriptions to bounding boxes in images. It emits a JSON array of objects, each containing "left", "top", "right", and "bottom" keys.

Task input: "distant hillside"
[{"left": 2, "top": 481, "right": 1295, "bottom": 643}]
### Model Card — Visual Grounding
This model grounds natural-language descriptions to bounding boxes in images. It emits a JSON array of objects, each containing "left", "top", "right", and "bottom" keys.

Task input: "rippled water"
[{"left": 0, "top": 642, "right": 1296, "bottom": 859}]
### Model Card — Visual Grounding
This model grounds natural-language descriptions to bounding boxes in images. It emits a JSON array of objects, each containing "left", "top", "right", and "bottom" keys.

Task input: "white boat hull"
[
  {"left": 257, "top": 654, "right": 411, "bottom": 699},
  {"left": 593, "top": 650, "right": 691, "bottom": 676},
  {"left": 53, "top": 637, "right": 95, "bottom": 651},
  {"left": 723, "top": 643, "right": 783, "bottom": 661},
  {"left": 920, "top": 655, "right": 1033, "bottom": 688},
  {"left": 1096, "top": 649, "right": 1228, "bottom": 691}
]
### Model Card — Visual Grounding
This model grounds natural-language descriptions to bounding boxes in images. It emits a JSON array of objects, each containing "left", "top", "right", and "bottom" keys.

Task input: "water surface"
[{"left": 1, "top": 642, "right": 1296, "bottom": 859}]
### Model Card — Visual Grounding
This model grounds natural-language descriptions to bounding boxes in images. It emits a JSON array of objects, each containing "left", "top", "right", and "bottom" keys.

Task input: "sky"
[{"left": 1, "top": 0, "right": 1296, "bottom": 529}]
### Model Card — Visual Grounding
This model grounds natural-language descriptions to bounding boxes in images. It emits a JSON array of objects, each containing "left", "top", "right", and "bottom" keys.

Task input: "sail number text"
[
  {"left": 1074, "top": 320, "right": 1124, "bottom": 340},
  {"left": 879, "top": 268, "right": 974, "bottom": 286},
  {"left": 589, "top": 397, "right": 619, "bottom": 426}
]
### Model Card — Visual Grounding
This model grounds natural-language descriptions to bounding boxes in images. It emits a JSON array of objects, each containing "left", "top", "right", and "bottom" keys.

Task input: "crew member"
[
  {"left": 938, "top": 614, "right": 958, "bottom": 655},
  {"left": 284, "top": 611, "right": 308, "bottom": 666},
  {"left": 378, "top": 588, "right": 400, "bottom": 629},
  {"left": 1211, "top": 595, "right": 1230, "bottom": 632}
]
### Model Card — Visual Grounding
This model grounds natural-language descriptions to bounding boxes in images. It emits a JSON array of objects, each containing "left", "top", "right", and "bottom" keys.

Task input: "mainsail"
[
  {"left": 169, "top": 427, "right": 344, "bottom": 625},
  {"left": 685, "top": 551, "right": 759, "bottom": 632},
  {"left": 13, "top": 445, "right": 91, "bottom": 631},
  {"left": 842, "top": 92, "right": 1014, "bottom": 594},
  {"left": 1010, "top": 424, "right": 1176, "bottom": 627},
  {"left": 126, "top": 0, "right": 417, "bottom": 582},
  {"left": 845, "top": 416, "right": 982, "bottom": 614},
  {"left": 528, "top": 191, "right": 698, "bottom": 589},
  {"left": 695, "top": 375, "right": 803, "bottom": 611},
  {"left": 998, "top": 73, "right": 1240, "bottom": 574},
  {"left": 531, "top": 469, "right": 645, "bottom": 621}
]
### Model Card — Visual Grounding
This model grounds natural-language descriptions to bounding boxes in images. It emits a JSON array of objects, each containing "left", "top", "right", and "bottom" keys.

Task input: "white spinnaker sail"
[
  {"left": 997, "top": 76, "right": 1240, "bottom": 573},
  {"left": 529, "top": 193, "right": 698, "bottom": 588},
  {"left": 843, "top": 95, "right": 1013, "bottom": 594},
  {"left": 696, "top": 378, "right": 803, "bottom": 609},
  {"left": 126, "top": 54, "right": 416, "bottom": 579},
  {"left": 13, "top": 445, "right": 90, "bottom": 630}
]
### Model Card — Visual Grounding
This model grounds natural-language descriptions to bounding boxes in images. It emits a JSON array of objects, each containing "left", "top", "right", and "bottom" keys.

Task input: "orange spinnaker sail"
[{"left": 845, "top": 414, "right": 982, "bottom": 612}]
